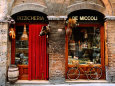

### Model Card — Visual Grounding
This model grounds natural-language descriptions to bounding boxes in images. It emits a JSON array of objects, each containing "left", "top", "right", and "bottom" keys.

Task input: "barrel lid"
[{"left": 9, "top": 65, "right": 18, "bottom": 68}]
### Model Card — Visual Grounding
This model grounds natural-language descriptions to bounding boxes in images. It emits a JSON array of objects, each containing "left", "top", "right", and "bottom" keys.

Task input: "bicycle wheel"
[
  {"left": 67, "top": 67, "right": 80, "bottom": 80},
  {"left": 90, "top": 66, "right": 102, "bottom": 80}
]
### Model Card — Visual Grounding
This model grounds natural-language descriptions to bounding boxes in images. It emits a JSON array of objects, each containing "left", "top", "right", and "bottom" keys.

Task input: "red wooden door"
[
  {"left": 18, "top": 65, "right": 28, "bottom": 80},
  {"left": 28, "top": 24, "right": 49, "bottom": 80}
]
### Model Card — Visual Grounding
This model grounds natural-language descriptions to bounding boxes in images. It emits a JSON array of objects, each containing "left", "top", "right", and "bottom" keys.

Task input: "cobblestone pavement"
[
  {"left": 6, "top": 80, "right": 115, "bottom": 86},
  {"left": 51, "top": 83, "right": 115, "bottom": 86},
  {"left": 7, "top": 83, "right": 115, "bottom": 86}
]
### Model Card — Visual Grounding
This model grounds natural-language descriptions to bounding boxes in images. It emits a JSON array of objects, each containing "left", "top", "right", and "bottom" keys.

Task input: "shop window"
[
  {"left": 68, "top": 27, "right": 101, "bottom": 64},
  {"left": 15, "top": 25, "right": 29, "bottom": 65}
]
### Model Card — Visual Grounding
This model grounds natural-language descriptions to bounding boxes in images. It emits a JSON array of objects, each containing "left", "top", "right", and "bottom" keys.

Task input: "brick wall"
[
  {"left": 48, "top": 20, "right": 65, "bottom": 83},
  {"left": 112, "top": 3, "right": 115, "bottom": 16},
  {"left": 106, "top": 20, "right": 115, "bottom": 82}
]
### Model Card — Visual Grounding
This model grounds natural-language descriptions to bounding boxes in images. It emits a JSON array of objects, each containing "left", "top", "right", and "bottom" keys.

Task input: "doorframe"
[
  {"left": 65, "top": 23, "right": 105, "bottom": 79},
  {"left": 11, "top": 23, "right": 49, "bottom": 80}
]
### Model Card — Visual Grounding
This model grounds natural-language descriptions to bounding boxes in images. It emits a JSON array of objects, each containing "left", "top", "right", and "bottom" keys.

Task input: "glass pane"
[
  {"left": 15, "top": 25, "right": 29, "bottom": 65},
  {"left": 68, "top": 27, "right": 101, "bottom": 65}
]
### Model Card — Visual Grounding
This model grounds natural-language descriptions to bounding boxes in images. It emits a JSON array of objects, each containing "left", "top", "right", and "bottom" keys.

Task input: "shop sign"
[
  {"left": 12, "top": 11, "right": 48, "bottom": 23},
  {"left": 67, "top": 10, "right": 104, "bottom": 23},
  {"left": 72, "top": 16, "right": 98, "bottom": 21},
  {"left": 17, "top": 16, "right": 45, "bottom": 21}
]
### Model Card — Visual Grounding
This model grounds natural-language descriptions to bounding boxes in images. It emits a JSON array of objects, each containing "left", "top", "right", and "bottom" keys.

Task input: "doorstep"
[
  {"left": 66, "top": 79, "right": 109, "bottom": 83},
  {"left": 6, "top": 80, "right": 110, "bottom": 86},
  {"left": 7, "top": 79, "right": 108, "bottom": 84},
  {"left": 7, "top": 80, "right": 50, "bottom": 85},
  {"left": 15, "top": 80, "right": 49, "bottom": 84}
]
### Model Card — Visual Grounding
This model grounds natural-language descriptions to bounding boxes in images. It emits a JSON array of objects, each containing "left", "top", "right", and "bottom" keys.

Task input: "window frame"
[{"left": 65, "top": 23, "right": 105, "bottom": 79}]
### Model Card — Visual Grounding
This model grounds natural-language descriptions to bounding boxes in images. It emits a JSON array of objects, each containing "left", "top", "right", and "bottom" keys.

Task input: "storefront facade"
[
  {"left": 0, "top": 0, "right": 115, "bottom": 86},
  {"left": 10, "top": 10, "right": 49, "bottom": 80},
  {"left": 66, "top": 9, "right": 105, "bottom": 79}
]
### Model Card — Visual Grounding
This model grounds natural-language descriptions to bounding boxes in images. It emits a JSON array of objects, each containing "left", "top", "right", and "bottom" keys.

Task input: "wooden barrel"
[{"left": 8, "top": 65, "right": 19, "bottom": 83}]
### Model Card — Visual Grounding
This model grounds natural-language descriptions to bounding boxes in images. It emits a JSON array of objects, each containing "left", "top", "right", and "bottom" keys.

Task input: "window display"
[
  {"left": 68, "top": 27, "right": 101, "bottom": 64},
  {"left": 15, "top": 25, "right": 29, "bottom": 65}
]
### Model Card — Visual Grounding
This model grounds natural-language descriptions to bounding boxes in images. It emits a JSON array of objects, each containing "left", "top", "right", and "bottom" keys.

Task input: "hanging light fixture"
[{"left": 21, "top": 24, "right": 28, "bottom": 41}]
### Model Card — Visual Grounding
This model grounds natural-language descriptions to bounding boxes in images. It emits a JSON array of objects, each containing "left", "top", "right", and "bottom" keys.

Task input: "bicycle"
[{"left": 67, "top": 61, "right": 102, "bottom": 80}]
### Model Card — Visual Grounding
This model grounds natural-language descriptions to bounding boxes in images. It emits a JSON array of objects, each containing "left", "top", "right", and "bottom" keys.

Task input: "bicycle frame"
[{"left": 74, "top": 63, "right": 95, "bottom": 80}]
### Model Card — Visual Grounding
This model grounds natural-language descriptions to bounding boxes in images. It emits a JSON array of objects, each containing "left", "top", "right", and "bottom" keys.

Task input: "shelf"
[{"left": 16, "top": 48, "right": 28, "bottom": 49}]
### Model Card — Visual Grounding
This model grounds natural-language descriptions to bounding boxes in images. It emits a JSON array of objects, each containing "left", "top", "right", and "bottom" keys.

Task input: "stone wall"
[
  {"left": 106, "top": 20, "right": 115, "bottom": 82},
  {"left": 48, "top": 20, "right": 65, "bottom": 83},
  {"left": 12, "top": 0, "right": 46, "bottom": 7},
  {"left": 0, "top": 23, "right": 8, "bottom": 86},
  {"left": 0, "top": 0, "right": 7, "bottom": 21},
  {"left": 10, "top": 0, "right": 107, "bottom": 16}
]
